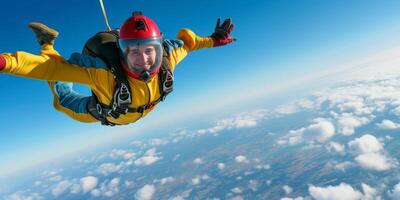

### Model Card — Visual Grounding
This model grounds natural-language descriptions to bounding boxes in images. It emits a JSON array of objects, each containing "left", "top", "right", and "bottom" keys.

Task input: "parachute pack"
[{"left": 83, "top": 30, "right": 174, "bottom": 126}]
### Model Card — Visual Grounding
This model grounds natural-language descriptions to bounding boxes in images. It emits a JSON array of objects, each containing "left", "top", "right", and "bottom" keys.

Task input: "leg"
[
  {"left": 48, "top": 81, "right": 98, "bottom": 123},
  {"left": 28, "top": 22, "right": 59, "bottom": 45},
  {"left": 27, "top": 22, "right": 97, "bottom": 123}
]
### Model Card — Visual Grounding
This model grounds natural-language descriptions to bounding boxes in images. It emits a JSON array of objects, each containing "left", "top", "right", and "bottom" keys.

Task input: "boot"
[{"left": 28, "top": 22, "right": 59, "bottom": 45}]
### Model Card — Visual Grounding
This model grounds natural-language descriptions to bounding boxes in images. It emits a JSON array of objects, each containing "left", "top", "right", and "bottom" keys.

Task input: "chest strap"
[
  {"left": 87, "top": 94, "right": 164, "bottom": 126},
  {"left": 87, "top": 57, "right": 173, "bottom": 126}
]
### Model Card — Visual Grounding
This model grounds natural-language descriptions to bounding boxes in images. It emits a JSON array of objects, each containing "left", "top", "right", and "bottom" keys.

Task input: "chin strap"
[{"left": 140, "top": 70, "right": 151, "bottom": 82}]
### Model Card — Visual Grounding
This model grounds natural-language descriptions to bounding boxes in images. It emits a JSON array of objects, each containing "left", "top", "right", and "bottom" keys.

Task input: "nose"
[{"left": 138, "top": 53, "right": 148, "bottom": 65}]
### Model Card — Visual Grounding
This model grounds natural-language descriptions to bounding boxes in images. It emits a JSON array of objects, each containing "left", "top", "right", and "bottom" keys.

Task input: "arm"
[
  {"left": 169, "top": 18, "right": 236, "bottom": 69},
  {"left": 0, "top": 50, "right": 111, "bottom": 86}
]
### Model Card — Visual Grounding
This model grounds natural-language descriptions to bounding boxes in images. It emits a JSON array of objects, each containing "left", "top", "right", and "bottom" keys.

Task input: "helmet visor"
[{"left": 119, "top": 38, "right": 163, "bottom": 75}]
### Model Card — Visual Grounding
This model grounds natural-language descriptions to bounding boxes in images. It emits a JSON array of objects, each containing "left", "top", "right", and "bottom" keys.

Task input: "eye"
[
  {"left": 129, "top": 50, "right": 140, "bottom": 56},
  {"left": 145, "top": 48, "right": 155, "bottom": 55}
]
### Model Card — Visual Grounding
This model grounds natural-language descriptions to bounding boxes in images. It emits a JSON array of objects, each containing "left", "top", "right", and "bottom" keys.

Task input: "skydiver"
[{"left": 0, "top": 12, "right": 236, "bottom": 126}]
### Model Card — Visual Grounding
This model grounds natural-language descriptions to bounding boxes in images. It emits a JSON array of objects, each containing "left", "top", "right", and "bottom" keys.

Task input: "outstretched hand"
[{"left": 211, "top": 18, "right": 236, "bottom": 47}]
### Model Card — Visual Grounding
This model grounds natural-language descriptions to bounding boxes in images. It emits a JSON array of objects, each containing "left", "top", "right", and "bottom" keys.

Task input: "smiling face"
[
  {"left": 118, "top": 37, "right": 163, "bottom": 80},
  {"left": 127, "top": 45, "right": 157, "bottom": 71}
]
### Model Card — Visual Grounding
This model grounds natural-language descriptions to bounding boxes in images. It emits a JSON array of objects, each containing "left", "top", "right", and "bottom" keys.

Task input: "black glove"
[{"left": 211, "top": 18, "right": 236, "bottom": 47}]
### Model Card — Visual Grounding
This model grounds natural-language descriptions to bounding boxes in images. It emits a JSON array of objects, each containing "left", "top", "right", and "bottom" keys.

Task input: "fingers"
[
  {"left": 228, "top": 24, "right": 235, "bottom": 34},
  {"left": 215, "top": 18, "right": 221, "bottom": 30},
  {"left": 221, "top": 18, "right": 230, "bottom": 31}
]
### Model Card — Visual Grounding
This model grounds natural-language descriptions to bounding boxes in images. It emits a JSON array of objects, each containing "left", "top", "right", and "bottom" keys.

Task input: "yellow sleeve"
[
  {"left": 1, "top": 50, "right": 111, "bottom": 87},
  {"left": 168, "top": 28, "right": 214, "bottom": 71}
]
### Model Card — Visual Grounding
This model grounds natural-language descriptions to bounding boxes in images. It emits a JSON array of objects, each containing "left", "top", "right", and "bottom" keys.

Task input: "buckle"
[
  {"left": 96, "top": 103, "right": 103, "bottom": 115},
  {"left": 136, "top": 105, "right": 146, "bottom": 114},
  {"left": 117, "top": 83, "right": 131, "bottom": 105},
  {"left": 163, "top": 73, "right": 173, "bottom": 93},
  {"left": 108, "top": 109, "right": 120, "bottom": 119}
]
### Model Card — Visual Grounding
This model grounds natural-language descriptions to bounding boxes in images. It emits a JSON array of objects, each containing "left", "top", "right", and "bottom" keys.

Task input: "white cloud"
[
  {"left": 135, "top": 148, "right": 162, "bottom": 166},
  {"left": 388, "top": 182, "right": 400, "bottom": 199},
  {"left": 392, "top": 106, "right": 400, "bottom": 116},
  {"left": 306, "top": 120, "right": 336, "bottom": 142},
  {"left": 333, "top": 161, "right": 354, "bottom": 171},
  {"left": 7, "top": 191, "right": 44, "bottom": 200},
  {"left": 169, "top": 196, "right": 185, "bottom": 200},
  {"left": 309, "top": 183, "right": 380, "bottom": 200},
  {"left": 337, "top": 98, "right": 371, "bottom": 115},
  {"left": 103, "top": 178, "right": 120, "bottom": 197},
  {"left": 191, "top": 175, "right": 209, "bottom": 185},
  {"left": 336, "top": 114, "right": 370, "bottom": 136},
  {"left": 277, "top": 128, "right": 304, "bottom": 146},
  {"left": 150, "top": 138, "right": 168, "bottom": 146},
  {"left": 201, "top": 174, "right": 210, "bottom": 180},
  {"left": 71, "top": 183, "right": 81, "bottom": 194},
  {"left": 172, "top": 189, "right": 192, "bottom": 200},
  {"left": 195, "top": 109, "right": 267, "bottom": 135},
  {"left": 354, "top": 153, "right": 393, "bottom": 171},
  {"left": 96, "top": 163, "right": 122, "bottom": 175},
  {"left": 283, "top": 185, "right": 293, "bottom": 194},
  {"left": 125, "top": 180, "right": 134, "bottom": 187},
  {"left": 274, "top": 104, "right": 299, "bottom": 115},
  {"left": 326, "top": 142, "right": 345, "bottom": 155},
  {"left": 218, "top": 163, "right": 226, "bottom": 170},
  {"left": 235, "top": 155, "right": 248, "bottom": 163},
  {"left": 348, "top": 134, "right": 395, "bottom": 171},
  {"left": 231, "top": 187, "right": 242, "bottom": 194},
  {"left": 80, "top": 176, "right": 98, "bottom": 193},
  {"left": 135, "top": 184, "right": 156, "bottom": 200},
  {"left": 348, "top": 134, "right": 383, "bottom": 154},
  {"left": 376, "top": 119, "right": 400, "bottom": 129},
  {"left": 52, "top": 180, "right": 71, "bottom": 197},
  {"left": 309, "top": 183, "right": 363, "bottom": 200},
  {"left": 255, "top": 164, "right": 271, "bottom": 170},
  {"left": 154, "top": 176, "right": 175, "bottom": 185},
  {"left": 278, "top": 119, "right": 335, "bottom": 145},
  {"left": 361, "top": 183, "right": 380, "bottom": 200},
  {"left": 88, "top": 178, "right": 121, "bottom": 197},
  {"left": 193, "top": 158, "right": 203, "bottom": 164},
  {"left": 42, "top": 170, "right": 59, "bottom": 177},
  {"left": 281, "top": 197, "right": 305, "bottom": 200},
  {"left": 191, "top": 176, "right": 201, "bottom": 185},
  {"left": 249, "top": 180, "right": 259, "bottom": 191},
  {"left": 109, "top": 149, "right": 136, "bottom": 160}
]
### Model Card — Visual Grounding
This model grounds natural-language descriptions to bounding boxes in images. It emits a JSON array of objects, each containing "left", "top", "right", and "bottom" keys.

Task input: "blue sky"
[{"left": 2, "top": 0, "right": 400, "bottom": 177}]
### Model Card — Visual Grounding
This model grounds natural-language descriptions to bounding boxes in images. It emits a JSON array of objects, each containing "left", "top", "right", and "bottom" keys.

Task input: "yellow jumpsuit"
[{"left": 0, "top": 29, "right": 214, "bottom": 125}]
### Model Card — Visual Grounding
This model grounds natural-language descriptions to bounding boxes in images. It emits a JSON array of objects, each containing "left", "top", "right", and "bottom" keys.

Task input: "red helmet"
[{"left": 119, "top": 11, "right": 163, "bottom": 81}]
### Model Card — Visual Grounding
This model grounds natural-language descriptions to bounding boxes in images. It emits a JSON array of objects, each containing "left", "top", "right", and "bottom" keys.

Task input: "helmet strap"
[{"left": 140, "top": 70, "right": 151, "bottom": 82}]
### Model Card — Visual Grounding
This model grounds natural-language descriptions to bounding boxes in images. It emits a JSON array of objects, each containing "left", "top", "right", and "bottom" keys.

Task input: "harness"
[{"left": 83, "top": 30, "right": 173, "bottom": 126}]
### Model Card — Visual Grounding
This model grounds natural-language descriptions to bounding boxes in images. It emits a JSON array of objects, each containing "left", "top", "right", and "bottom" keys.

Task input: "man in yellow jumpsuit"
[{"left": 0, "top": 12, "right": 235, "bottom": 126}]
